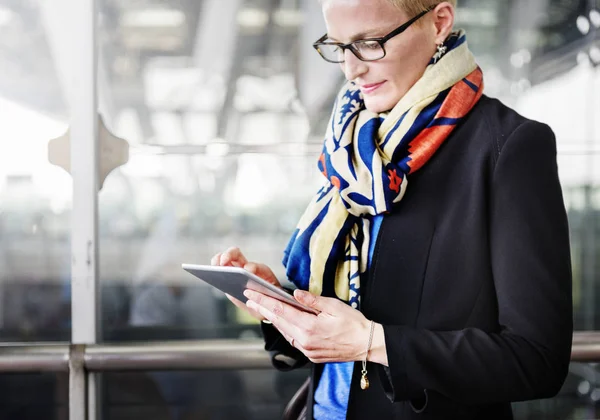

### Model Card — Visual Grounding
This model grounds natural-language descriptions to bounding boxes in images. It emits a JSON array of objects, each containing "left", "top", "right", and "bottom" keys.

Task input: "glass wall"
[
  {"left": 97, "top": 0, "right": 321, "bottom": 344},
  {"left": 0, "top": 0, "right": 71, "bottom": 342},
  {"left": 0, "top": 373, "right": 68, "bottom": 419},
  {"left": 100, "top": 369, "right": 307, "bottom": 420},
  {"left": 95, "top": 1, "right": 319, "bottom": 417}
]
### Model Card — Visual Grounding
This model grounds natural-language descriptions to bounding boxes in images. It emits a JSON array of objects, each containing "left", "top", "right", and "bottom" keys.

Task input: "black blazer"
[{"left": 262, "top": 95, "right": 573, "bottom": 420}]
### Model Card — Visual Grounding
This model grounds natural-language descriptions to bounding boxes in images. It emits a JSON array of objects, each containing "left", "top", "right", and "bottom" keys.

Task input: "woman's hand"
[
  {"left": 244, "top": 288, "right": 376, "bottom": 364},
  {"left": 211, "top": 247, "right": 281, "bottom": 322}
]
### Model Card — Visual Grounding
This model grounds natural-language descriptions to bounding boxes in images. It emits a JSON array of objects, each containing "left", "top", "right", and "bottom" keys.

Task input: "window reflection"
[
  {"left": 101, "top": 369, "right": 308, "bottom": 420},
  {"left": 0, "top": 0, "right": 70, "bottom": 342},
  {"left": 0, "top": 373, "right": 68, "bottom": 420}
]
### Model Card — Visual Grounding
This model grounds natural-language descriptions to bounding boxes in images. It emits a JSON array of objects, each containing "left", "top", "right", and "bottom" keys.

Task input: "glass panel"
[
  {"left": 97, "top": 0, "right": 600, "bottom": 418},
  {"left": 101, "top": 369, "right": 308, "bottom": 420},
  {"left": 100, "top": 153, "right": 320, "bottom": 341},
  {"left": 97, "top": 0, "right": 318, "bottom": 341},
  {"left": 513, "top": 361, "right": 600, "bottom": 419},
  {"left": 0, "top": 0, "right": 70, "bottom": 341},
  {"left": 0, "top": 373, "right": 68, "bottom": 419},
  {"left": 560, "top": 154, "right": 600, "bottom": 331}
]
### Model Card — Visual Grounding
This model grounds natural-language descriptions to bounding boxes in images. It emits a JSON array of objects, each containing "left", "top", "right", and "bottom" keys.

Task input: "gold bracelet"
[{"left": 360, "top": 320, "right": 375, "bottom": 390}]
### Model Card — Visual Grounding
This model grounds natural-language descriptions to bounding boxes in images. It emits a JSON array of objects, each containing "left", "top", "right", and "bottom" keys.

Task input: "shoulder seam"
[
  {"left": 479, "top": 99, "right": 531, "bottom": 171},
  {"left": 477, "top": 102, "right": 501, "bottom": 168},
  {"left": 492, "top": 120, "right": 538, "bottom": 177}
]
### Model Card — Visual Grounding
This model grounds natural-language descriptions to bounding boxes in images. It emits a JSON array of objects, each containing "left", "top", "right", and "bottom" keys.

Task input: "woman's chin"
[{"left": 363, "top": 95, "right": 396, "bottom": 114}]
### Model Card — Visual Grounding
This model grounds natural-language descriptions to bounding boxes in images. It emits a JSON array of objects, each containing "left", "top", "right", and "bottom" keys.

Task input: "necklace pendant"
[{"left": 360, "top": 373, "right": 370, "bottom": 390}]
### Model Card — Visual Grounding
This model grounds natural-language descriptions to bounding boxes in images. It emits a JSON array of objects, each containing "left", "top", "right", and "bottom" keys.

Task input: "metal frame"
[
  {"left": 1, "top": 335, "right": 599, "bottom": 420},
  {"left": 69, "top": 0, "right": 99, "bottom": 418},
  {"left": 2, "top": 335, "right": 596, "bottom": 420},
  {"left": 0, "top": 334, "right": 599, "bottom": 374},
  {"left": 70, "top": 0, "right": 99, "bottom": 350},
  {"left": 0, "top": 340, "right": 270, "bottom": 372}
]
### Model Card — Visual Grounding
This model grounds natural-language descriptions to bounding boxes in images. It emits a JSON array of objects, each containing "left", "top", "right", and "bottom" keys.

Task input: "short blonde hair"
[{"left": 389, "top": 0, "right": 457, "bottom": 17}]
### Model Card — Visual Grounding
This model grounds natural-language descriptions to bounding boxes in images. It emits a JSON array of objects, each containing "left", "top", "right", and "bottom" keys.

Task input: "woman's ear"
[{"left": 432, "top": 2, "right": 455, "bottom": 44}]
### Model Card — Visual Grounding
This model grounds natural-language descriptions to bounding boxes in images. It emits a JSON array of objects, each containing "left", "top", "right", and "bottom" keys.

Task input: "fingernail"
[
  {"left": 294, "top": 289, "right": 306, "bottom": 300},
  {"left": 243, "top": 290, "right": 251, "bottom": 299}
]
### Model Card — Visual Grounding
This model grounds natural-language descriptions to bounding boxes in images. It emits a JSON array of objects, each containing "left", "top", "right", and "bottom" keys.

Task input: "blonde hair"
[
  {"left": 388, "top": 0, "right": 457, "bottom": 17},
  {"left": 318, "top": 1, "right": 458, "bottom": 22}
]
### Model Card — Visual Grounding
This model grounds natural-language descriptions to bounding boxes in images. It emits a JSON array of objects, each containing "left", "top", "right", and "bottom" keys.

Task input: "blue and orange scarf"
[{"left": 284, "top": 31, "right": 484, "bottom": 309}]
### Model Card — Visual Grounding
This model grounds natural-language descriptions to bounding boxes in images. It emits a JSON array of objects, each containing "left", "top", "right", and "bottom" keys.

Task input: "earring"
[{"left": 433, "top": 43, "right": 448, "bottom": 64}]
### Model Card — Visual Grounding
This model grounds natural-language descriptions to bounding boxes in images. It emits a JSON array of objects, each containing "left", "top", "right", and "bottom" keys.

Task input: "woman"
[{"left": 212, "top": 0, "right": 573, "bottom": 418}]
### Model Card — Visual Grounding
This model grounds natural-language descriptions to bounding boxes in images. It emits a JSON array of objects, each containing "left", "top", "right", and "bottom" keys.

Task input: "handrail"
[
  {"left": 0, "top": 340, "right": 271, "bottom": 372},
  {"left": 85, "top": 339, "right": 271, "bottom": 371},
  {"left": 0, "top": 332, "right": 599, "bottom": 373},
  {"left": 0, "top": 343, "right": 70, "bottom": 372},
  {"left": 570, "top": 332, "right": 600, "bottom": 362}
]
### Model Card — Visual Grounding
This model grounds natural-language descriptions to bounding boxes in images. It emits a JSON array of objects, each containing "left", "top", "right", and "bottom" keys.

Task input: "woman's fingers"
[
  {"left": 244, "top": 290, "right": 316, "bottom": 330},
  {"left": 225, "top": 293, "right": 247, "bottom": 310},
  {"left": 225, "top": 294, "right": 265, "bottom": 321},
  {"left": 210, "top": 253, "right": 221, "bottom": 266},
  {"left": 211, "top": 248, "right": 286, "bottom": 322},
  {"left": 294, "top": 289, "right": 344, "bottom": 314},
  {"left": 244, "top": 262, "right": 281, "bottom": 287},
  {"left": 211, "top": 249, "right": 279, "bottom": 287},
  {"left": 246, "top": 297, "right": 306, "bottom": 344},
  {"left": 222, "top": 247, "right": 248, "bottom": 267},
  {"left": 245, "top": 289, "right": 370, "bottom": 364},
  {"left": 211, "top": 247, "right": 248, "bottom": 268}
]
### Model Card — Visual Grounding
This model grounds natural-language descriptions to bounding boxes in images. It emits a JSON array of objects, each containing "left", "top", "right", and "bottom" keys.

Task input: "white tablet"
[{"left": 181, "top": 264, "right": 319, "bottom": 315}]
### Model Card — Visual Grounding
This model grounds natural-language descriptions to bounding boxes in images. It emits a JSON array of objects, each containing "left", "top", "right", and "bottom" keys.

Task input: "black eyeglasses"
[{"left": 312, "top": 7, "right": 434, "bottom": 63}]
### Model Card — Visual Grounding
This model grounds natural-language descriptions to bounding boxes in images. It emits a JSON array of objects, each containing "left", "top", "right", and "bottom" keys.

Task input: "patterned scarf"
[{"left": 283, "top": 31, "right": 484, "bottom": 309}]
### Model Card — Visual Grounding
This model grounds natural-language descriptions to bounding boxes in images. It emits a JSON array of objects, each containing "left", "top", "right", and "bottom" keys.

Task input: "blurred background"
[{"left": 0, "top": 0, "right": 599, "bottom": 418}]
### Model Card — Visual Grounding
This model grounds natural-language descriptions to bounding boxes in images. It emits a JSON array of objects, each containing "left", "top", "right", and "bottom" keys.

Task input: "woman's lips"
[{"left": 361, "top": 81, "right": 386, "bottom": 94}]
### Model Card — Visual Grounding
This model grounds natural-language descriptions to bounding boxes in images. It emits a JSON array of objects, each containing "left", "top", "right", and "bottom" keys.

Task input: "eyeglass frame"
[{"left": 312, "top": 6, "right": 435, "bottom": 63}]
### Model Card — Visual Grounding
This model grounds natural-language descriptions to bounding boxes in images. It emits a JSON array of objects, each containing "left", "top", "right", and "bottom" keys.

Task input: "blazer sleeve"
[{"left": 376, "top": 121, "right": 573, "bottom": 404}]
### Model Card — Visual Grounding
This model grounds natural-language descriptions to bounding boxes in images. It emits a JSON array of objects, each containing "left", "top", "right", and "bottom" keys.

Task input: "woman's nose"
[{"left": 341, "top": 48, "right": 368, "bottom": 81}]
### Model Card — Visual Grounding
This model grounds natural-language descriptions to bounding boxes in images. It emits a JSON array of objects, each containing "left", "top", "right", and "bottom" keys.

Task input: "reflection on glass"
[
  {"left": 513, "top": 362, "right": 600, "bottom": 419},
  {"left": 97, "top": 0, "right": 600, "bottom": 418},
  {"left": 0, "top": 0, "right": 70, "bottom": 341},
  {"left": 100, "top": 153, "right": 320, "bottom": 342},
  {"left": 0, "top": 373, "right": 68, "bottom": 419},
  {"left": 101, "top": 369, "right": 307, "bottom": 420}
]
